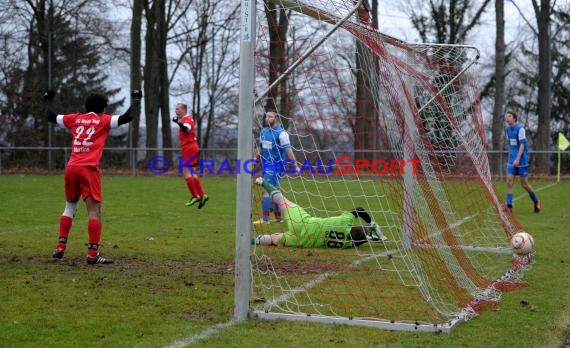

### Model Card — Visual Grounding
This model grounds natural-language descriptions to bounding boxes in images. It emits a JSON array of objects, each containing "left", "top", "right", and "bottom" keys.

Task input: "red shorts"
[
  {"left": 64, "top": 165, "right": 102, "bottom": 202},
  {"left": 181, "top": 142, "right": 200, "bottom": 167}
]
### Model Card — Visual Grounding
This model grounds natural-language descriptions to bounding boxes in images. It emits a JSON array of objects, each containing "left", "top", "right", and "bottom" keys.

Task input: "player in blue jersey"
[
  {"left": 258, "top": 111, "right": 299, "bottom": 224},
  {"left": 504, "top": 111, "right": 540, "bottom": 213}
]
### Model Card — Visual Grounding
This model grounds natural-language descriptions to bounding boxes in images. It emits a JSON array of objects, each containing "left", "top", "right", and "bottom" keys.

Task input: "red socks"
[
  {"left": 55, "top": 217, "right": 104, "bottom": 257},
  {"left": 56, "top": 216, "right": 73, "bottom": 250},
  {"left": 87, "top": 219, "right": 102, "bottom": 257},
  {"left": 185, "top": 177, "right": 197, "bottom": 197},
  {"left": 185, "top": 177, "right": 205, "bottom": 198},
  {"left": 193, "top": 178, "right": 205, "bottom": 198}
]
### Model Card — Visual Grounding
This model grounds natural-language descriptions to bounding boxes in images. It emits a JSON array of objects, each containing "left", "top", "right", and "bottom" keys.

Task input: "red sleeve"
[
  {"left": 61, "top": 113, "right": 79, "bottom": 128},
  {"left": 181, "top": 115, "right": 194, "bottom": 125}
]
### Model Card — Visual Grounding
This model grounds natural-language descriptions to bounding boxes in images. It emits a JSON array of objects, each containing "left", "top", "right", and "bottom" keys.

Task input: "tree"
[
  {"left": 142, "top": 0, "right": 161, "bottom": 161},
  {"left": 490, "top": 0, "right": 506, "bottom": 174},
  {"left": 547, "top": 3, "right": 569, "bottom": 175},
  {"left": 354, "top": 0, "right": 379, "bottom": 161},
  {"left": 550, "top": 4, "right": 570, "bottom": 134},
  {"left": 264, "top": 1, "right": 291, "bottom": 127},
  {"left": 402, "top": 0, "right": 492, "bottom": 44},
  {"left": 401, "top": 0, "right": 492, "bottom": 173},
  {"left": 143, "top": 0, "right": 171, "bottom": 162},
  {"left": 130, "top": 0, "right": 143, "bottom": 166},
  {"left": 168, "top": 0, "right": 240, "bottom": 149},
  {"left": 0, "top": 5, "right": 27, "bottom": 148},
  {"left": 1, "top": 0, "right": 122, "bottom": 168},
  {"left": 510, "top": 0, "right": 556, "bottom": 173},
  {"left": 199, "top": 4, "right": 240, "bottom": 148},
  {"left": 531, "top": 0, "right": 553, "bottom": 173}
]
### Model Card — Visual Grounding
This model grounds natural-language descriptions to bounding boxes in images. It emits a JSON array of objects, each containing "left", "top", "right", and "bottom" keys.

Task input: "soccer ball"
[{"left": 510, "top": 232, "right": 534, "bottom": 255}]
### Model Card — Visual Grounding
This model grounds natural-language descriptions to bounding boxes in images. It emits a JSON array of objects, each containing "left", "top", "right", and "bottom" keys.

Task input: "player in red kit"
[
  {"left": 45, "top": 89, "right": 142, "bottom": 264},
  {"left": 172, "top": 103, "right": 209, "bottom": 209}
]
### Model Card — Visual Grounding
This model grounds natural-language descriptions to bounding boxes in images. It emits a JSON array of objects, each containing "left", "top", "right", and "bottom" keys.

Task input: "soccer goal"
[{"left": 235, "top": 0, "right": 533, "bottom": 333}]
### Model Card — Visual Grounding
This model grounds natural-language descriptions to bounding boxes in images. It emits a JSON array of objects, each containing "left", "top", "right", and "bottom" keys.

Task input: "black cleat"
[
  {"left": 86, "top": 254, "right": 114, "bottom": 265},
  {"left": 197, "top": 195, "right": 209, "bottom": 209},
  {"left": 52, "top": 248, "right": 65, "bottom": 259},
  {"left": 534, "top": 200, "right": 540, "bottom": 213}
]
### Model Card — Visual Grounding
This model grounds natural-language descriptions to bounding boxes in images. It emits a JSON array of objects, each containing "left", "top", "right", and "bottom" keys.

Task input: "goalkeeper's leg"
[
  {"left": 252, "top": 233, "right": 283, "bottom": 246},
  {"left": 273, "top": 202, "right": 283, "bottom": 222},
  {"left": 261, "top": 174, "right": 280, "bottom": 222},
  {"left": 261, "top": 193, "right": 272, "bottom": 223},
  {"left": 252, "top": 235, "right": 272, "bottom": 245},
  {"left": 255, "top": 177, "right": 289, "bottom": 211}
]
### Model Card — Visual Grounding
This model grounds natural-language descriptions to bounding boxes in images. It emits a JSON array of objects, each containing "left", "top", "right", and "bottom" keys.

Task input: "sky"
[
  {"left": 374, "top": 1, "right": 539, "bottom": 125},
  {"left": 376, "top": 1, "right": 535, "bottom": 60},
  {"left": 107, "top": 1, "right": 538, "bottom": 127}
]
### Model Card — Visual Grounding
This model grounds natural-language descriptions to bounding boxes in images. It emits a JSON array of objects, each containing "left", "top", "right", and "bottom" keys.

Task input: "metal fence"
[{"left": 1, "top": 146, "right": 569, "bottom": 179}]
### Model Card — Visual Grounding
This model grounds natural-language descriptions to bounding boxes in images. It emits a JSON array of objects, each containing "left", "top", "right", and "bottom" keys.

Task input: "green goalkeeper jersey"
[{"left": 277, "top": 203, "right": 355, "bottom": 248}]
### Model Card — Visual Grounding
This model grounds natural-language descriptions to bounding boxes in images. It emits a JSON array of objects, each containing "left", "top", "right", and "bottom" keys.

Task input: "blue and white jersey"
[
  {"left": 260, "top": 125, "right": 291, "bottom": 173},
  {"left": 505, "top": 123, "right": 529, "bottom": 167}
]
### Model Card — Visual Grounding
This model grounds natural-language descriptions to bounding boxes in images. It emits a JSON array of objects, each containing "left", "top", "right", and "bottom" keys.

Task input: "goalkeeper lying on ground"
[{"left": 253, "top": 177, "right": 387, "bottom": 248}]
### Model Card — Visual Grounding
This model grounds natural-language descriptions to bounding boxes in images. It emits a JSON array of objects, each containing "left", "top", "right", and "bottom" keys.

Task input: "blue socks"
[
  {"left": 529, "top": 191, "right": 538, "bottom": 203},
  {"left": 506, "top": 193, "right": 513, "bottom": 207},
  {"left": 262, "top": 196, "right": 272, "bottom": 221}
]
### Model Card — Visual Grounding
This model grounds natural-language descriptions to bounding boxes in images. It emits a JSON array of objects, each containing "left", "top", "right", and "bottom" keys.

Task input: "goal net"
[{"left": 245, "top": 0, "right": 532, "bottom": 332}]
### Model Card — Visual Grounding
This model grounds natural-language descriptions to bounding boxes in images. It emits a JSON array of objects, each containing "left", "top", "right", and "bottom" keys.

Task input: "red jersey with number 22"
[{"left": 57, "top": 112, "right": 120, "bottom": 167}]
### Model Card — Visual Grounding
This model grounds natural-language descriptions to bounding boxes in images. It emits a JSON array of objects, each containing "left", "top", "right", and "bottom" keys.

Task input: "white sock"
[{"left": 255, "top": 235, "right": 273, "bottom": 246}]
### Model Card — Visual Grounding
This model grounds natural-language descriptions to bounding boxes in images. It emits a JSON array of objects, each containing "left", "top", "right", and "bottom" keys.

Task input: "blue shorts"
[
  {"left": 262, "top": 166, "right": 281, "bottom": 187},
  {"left": 506, "top": 165, "right": 529, "bottom": 177}
]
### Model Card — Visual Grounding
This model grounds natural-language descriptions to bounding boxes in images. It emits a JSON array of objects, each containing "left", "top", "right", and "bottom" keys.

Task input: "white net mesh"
[{"left": 249, "top": 0, "right": 533, "bottom": 329}]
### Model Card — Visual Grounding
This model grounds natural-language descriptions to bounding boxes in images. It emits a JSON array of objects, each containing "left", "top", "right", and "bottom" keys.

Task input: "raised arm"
[
  {"left": 118, "top": 90, "right": 143, "bottom": 126},
  {"left": 44, "top": 90, "right": 58, "bottom": 124},
  {"left": 172, "top": 116, "right": 190, "bottom": 134}
]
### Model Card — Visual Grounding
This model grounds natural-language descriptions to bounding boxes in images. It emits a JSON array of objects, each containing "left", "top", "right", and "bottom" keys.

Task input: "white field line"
[
  {"left": 165, "top": 320, "right": 238, "bottom": 348},
  {"left": 166, "top": 182, "right": 557, "bottom": 347},
  {"left": 513, "top": 181, "right": 556, "bottom": 201},
  {"left": 165, "top": 250, "right": 393, "bottom": 348},
  {"left": 413, "top": 181, "right": 556, "bottom": 249}
]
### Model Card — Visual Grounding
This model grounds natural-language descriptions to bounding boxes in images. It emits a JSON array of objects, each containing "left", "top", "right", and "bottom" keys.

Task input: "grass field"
[{"left": 0, "top": 175, "right": 568, "bottom": 347}]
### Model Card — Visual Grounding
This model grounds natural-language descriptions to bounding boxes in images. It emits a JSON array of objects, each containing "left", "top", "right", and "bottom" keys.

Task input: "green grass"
[{"left": 0, "top": 176, "right": 568, "bottom": 347}]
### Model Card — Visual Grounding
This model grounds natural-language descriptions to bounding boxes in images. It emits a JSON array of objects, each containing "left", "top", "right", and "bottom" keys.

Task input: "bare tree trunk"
[
  {"left": 192, "top": 11, "right": 209, "bottom": 148},
  {"left": 21, "top": 0, "right": 49, "bottom": 149},
  {"left": 143, "top": 0, "right": 164, "bottom": 161},
  {"left": 491, "top": 0, "right": 505, "bottom": 175},
  {"left": 158, "top": 2, "right": 172, "bottom": 159},
  {"left": 264, "top": 2, "right": 290, "bottom": 128},
  {"left": 160, "top": 60, "right": 172, "bottom": 158},
  {"left": 533, "top": 0, "right": 552, "bottom": 173},
  {"left": 130, "top": 0, "right": 143, "bottom": 165},
  {"left": 354, "top": 0, "right": 377, "bottom": 161}
]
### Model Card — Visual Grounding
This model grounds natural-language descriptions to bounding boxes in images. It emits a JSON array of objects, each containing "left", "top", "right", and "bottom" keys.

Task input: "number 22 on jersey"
[{"left": 73, "top": 126, "right": 95, "bottom": 146}]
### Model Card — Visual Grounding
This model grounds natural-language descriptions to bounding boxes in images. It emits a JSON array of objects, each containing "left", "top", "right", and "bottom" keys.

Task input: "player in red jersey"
[
  {"left": 172, "top": 103, "right": 209, "bottom": 209},
  {"left": 45, "top": 89, "right": 142, "bottom": 265}
]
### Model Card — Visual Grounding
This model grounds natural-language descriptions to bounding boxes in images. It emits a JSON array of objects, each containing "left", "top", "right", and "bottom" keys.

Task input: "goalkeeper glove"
[
  {"left": 131, "top": 90, "right": 142, "bottom": 100},
  {"left": 44, "top": 90, "right": 56, "bottom": 101},
  {"left": 172, "top": 116, "right": 180, "bottom": 123}
]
